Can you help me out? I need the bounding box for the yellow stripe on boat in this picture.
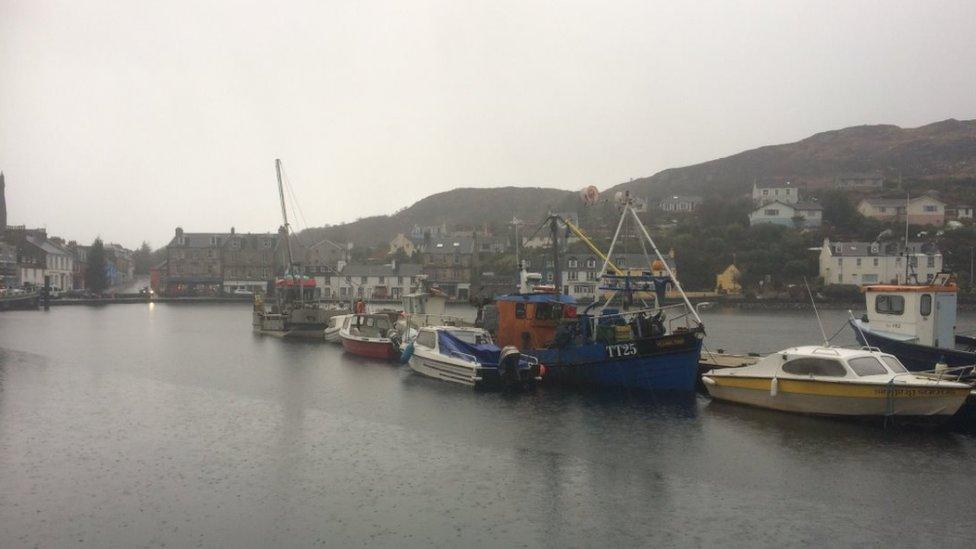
[707,376,970,399]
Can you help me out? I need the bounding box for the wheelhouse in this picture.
[493,292,577,349]
[862,272,957,349]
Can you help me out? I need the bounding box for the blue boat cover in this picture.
[437,330,501,366]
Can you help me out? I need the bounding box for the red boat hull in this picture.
[341,335,398,360]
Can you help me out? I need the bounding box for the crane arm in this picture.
[560,218,624,275]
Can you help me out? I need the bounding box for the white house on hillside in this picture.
[658,195,702,213]
[753,181,799,205]
[819,238,942,286]
[749,200,822,228]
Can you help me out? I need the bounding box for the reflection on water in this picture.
[0,303,974,547]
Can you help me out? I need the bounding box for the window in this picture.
[875,294,904,315]
[856,258,861,266]
[837,258,842,266]
[920,294,932,316]
[873,258,879,267]
[924,205,937,212]
[862,274,878,283]
[416,330,436,348]
[515,302,526,319]
[360,276,367,284]
[764,209,779,216]
[782,358,847,377]
[378,276,385,284]
[880,356,908,373]
[586,271,595,281]
[848,357,887,376]
[586,259,596,268]
[927,256,935,268]
[762,189,769,196]
[568,271,578,281]
[568,259,578,268]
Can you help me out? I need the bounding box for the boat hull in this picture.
[527,331,704,391]
[704,375,969,417]
[408,351,538,389]
[851,319,976,373]
[341,335,398,360]
[324,328,341,344]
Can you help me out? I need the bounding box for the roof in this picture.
[835,172,883,180]
[861,196,946,207]
[168,232,232,248]
[859,198,905,208]
[862,284,957,293]
[495,292,577,304]
[25,235,69,256]
[754,180,796,190]
[751,200,796,212]
[423,236,475,255]
[337,263,423,277]
[793,201,822,211]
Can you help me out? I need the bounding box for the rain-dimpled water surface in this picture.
[1,303,975,548]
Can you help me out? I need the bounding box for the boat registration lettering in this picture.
[872,387,956,397]
[607,343,637,358]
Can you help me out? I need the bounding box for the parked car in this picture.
[233,288,254,296]
[46,286,64,299]
[139,286,155,296]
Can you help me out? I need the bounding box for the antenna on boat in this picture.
[804,277,829,347]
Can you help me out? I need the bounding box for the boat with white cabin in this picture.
[702,345,970,418]
[850,272,976,378]
[407,326,541,388]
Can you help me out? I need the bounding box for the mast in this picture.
[550,214,561,292]
[275,159,295,272]
[275,159,303,304]
[904,191,910,283]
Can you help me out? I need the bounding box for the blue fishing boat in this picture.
[489,192,706,392]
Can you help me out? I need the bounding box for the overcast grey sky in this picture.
[2,0,975,248]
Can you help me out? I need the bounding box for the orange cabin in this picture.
[494,293,577,349]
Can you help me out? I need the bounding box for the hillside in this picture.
[608,119,976,199]
[299,118,976,249]
[298,187,575,248]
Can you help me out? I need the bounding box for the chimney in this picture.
[230,227,235,235]
[175,227,184,238]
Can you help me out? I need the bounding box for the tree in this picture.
[133,241,153,275]
[819,190,863,232]
[86,238,108,292]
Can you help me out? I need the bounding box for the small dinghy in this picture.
[324,314,351,344]
[406,326,542,388]
[702,346,970,419]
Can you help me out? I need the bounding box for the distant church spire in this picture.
[0,171,6,229]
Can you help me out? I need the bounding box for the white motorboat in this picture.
[702,345,970,418]
[406,326,541,389]
[324,314,351,344]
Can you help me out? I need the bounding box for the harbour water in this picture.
[1,304,975,547]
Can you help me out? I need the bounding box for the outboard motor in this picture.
[499,346,522,385]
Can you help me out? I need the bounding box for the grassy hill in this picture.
[299,118,976,249]
[607,119,976,200]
